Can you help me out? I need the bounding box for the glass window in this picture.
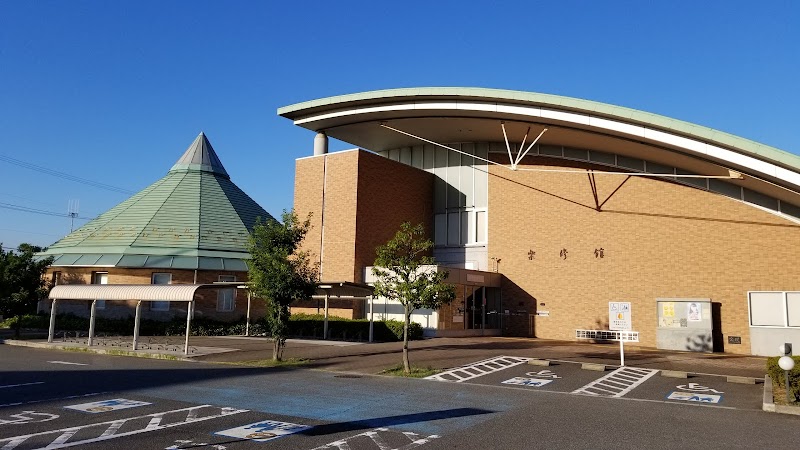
[447,212,460,247]
[217,275,236,312]
[563,147,588,161]
[676,169,707,189]
[539,145,562,157]
[476,210,487,243]
[617,156,645,171]
[589,151,616,165]
[150,272,171,311]
[743,188,779,211]
[52,271,61,286]
[788,293,800,327]
[92,272,107,310]
[434,214,447,246]
[749,292,785,326]
[709,179,742,199]
[781,201,800,219]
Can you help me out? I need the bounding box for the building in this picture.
[280,87,800,355]
[38,132,272,322]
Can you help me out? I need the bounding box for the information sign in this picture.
[609,302,632,331]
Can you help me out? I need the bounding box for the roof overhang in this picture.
[314,281,374,299]
[279,88,800,203]
[48,284,234,302]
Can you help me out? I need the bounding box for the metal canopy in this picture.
[48,284,214,302]
[314,281,374,299]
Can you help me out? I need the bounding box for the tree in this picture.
[246,211,318,361]
[372,222,456,374]
[0,243,53,336]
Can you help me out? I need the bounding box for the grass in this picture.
[772,378,800,407]
[216,358,310,368]
[381,364,440,378]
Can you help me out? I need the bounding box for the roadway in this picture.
[1,345,798,449]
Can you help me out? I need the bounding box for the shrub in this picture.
[767,356,800,401]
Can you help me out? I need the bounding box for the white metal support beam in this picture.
[48,299,57,343]
[132,300,142,350]
[88,299,97,347]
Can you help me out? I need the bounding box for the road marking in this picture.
[425,356,531,382]
[215,420,311,442]
[0,405,247,449]
[311,427,440,450]
[572,367,658,397]
[502,377,554,387]
[166,440,227,449]
[0,411,59,426]
[0,392,107,408]
[0,382,45,389]
[65,398,151,413]
[667,392,722,403]
[676,382,723,394]
[47,361,88,366]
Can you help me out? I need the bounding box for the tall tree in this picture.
[0,243,53,336]
[246,211,318,361]
[372,222,455,374]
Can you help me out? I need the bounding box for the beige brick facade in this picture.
[488,156,800,354]
[293,149,434,285]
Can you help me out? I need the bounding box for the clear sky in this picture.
[1,0,798,250]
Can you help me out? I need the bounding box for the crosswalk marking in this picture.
[425,356,531,382]
[572,367,658,397]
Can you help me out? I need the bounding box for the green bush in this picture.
[2,312,424,342]
[767,356,800,401]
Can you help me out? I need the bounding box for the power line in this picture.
[0,154,135,195]
[0,202,95,220]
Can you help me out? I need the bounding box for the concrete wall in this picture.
[488,155,800,354]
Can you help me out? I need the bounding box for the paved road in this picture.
[1,345,797,449]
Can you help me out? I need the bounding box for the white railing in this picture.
[576,329,639,342]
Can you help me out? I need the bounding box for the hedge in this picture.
[1,313,423,342]
[767,355,800,401]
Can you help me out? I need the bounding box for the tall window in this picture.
[217,275,236,312]
[150,272,171,311]
[52,271,62,286]
[92,272,107,310]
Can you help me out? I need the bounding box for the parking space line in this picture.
[425,356,531,382]
[572,367,658,397]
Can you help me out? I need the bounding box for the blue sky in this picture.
[1,0,798,250]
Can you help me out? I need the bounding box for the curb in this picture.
[0,339,193,362]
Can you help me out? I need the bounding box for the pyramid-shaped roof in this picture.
[39,133,273,271]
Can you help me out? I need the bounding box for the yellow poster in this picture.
[662,302,675,318]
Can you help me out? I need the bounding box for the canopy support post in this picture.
[246,291,251,337]
[369,295,374,343]
[132,301,142,350]
[324,291,329,339]
[184,301,193,356]
[48,299,58,343]
[88,299,97,347]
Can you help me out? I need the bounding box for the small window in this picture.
[617,156,645,171]
[150,272,171,311]
[92,272,107,310]
[217,275,236,312]
[52,271,62,286]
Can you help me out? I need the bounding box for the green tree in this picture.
[372,222,456,374]
[246,211,318,361]
[0,243,53,336]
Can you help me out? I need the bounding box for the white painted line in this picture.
[311,427,440,450]
[425,356,531,382]
[0,392,106,408]
[48,361,88,366]
[0,382,45,389]
[0,405,248,449]
[572,367,659,397]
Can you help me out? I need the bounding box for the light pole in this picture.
[778,343,795,404]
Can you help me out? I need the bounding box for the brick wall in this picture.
[294,150,434,284]
[488,156,800,354]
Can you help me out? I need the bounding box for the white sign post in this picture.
[609,302,632,366]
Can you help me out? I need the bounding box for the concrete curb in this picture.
[661,370,689,378]
[581,363,607,371]
[527,359,551,366]
[0,339,193,362]
[727,375,757,384]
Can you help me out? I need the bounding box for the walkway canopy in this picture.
[47,283,246,355]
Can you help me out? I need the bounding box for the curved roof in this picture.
[278,88,800,199]
[39,133,273,270]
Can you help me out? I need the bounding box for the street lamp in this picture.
[778,343,795,404]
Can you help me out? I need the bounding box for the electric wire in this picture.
[0,154,135,195]
[0,202,95,220]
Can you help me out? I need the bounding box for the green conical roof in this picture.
[40,133,273,271]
